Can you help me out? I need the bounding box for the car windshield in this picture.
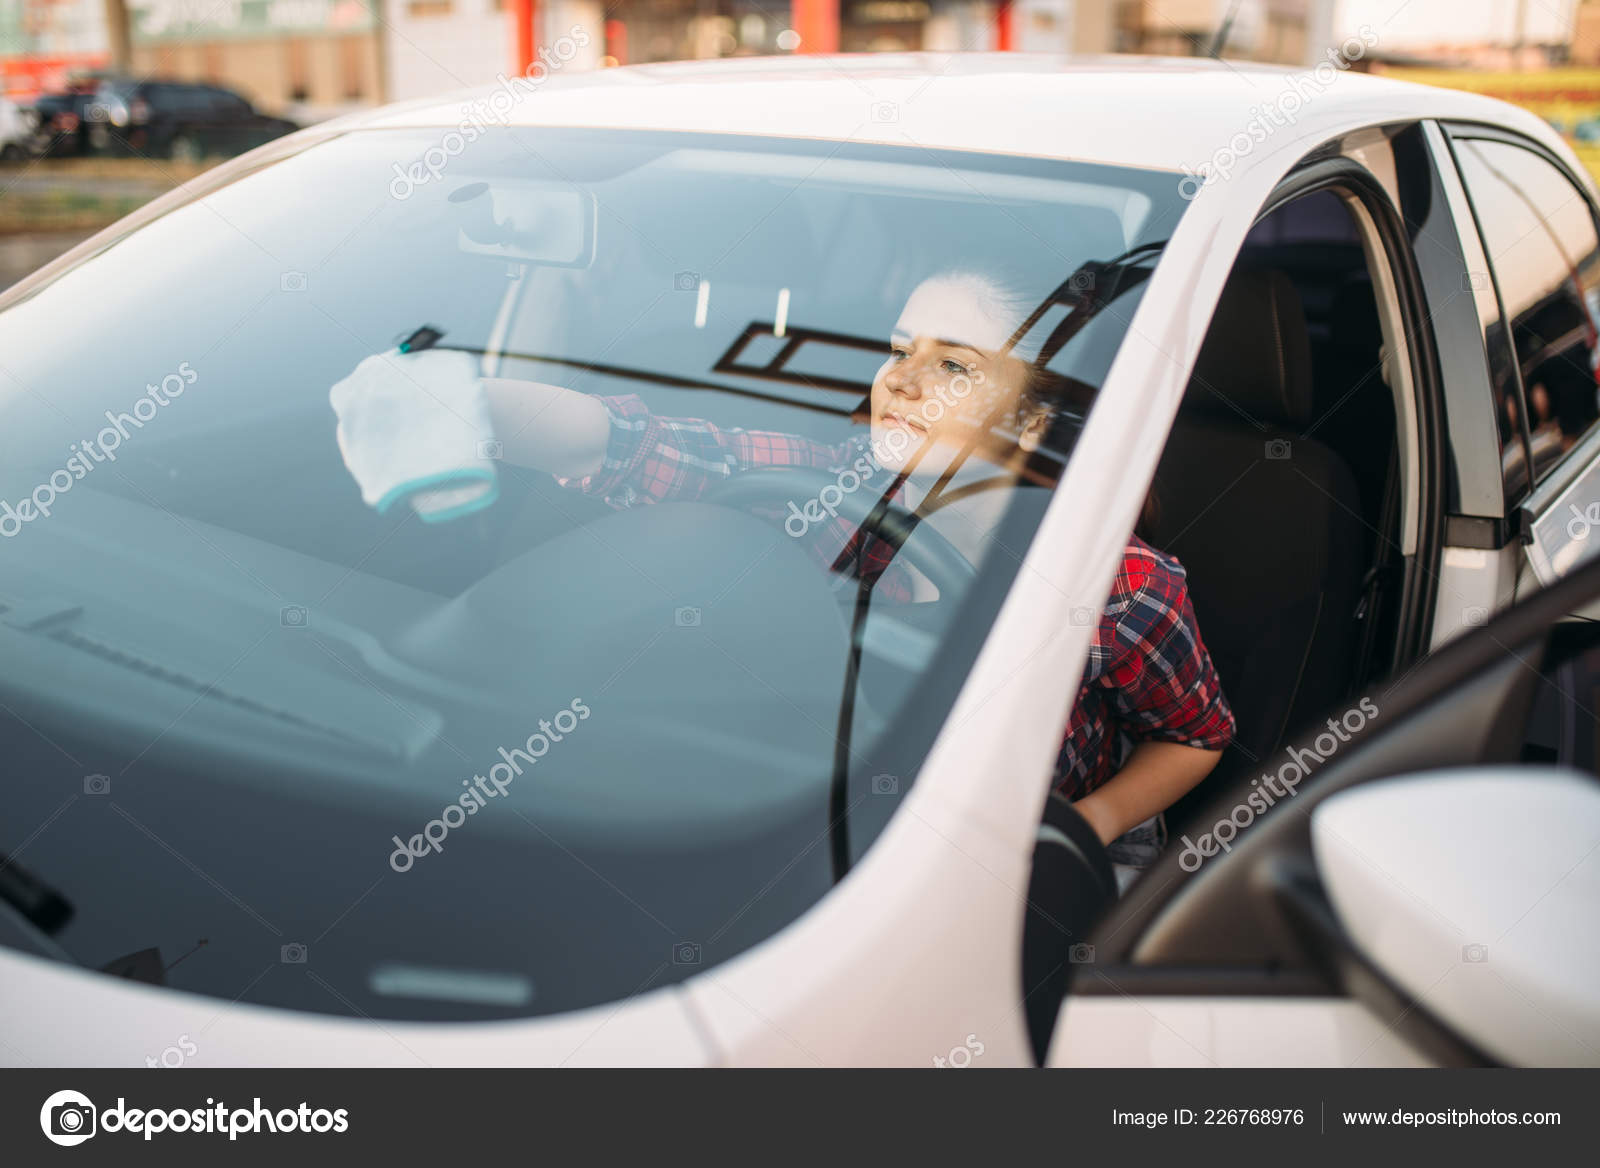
[0,126,1186,1020]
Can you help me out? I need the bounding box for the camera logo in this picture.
[871,773,898,795]
[477,439,503,460]
[672,941,702,965]
[1068,942,1096,964]
[1265,438,1292,460]
[280,271,308,293]
[83,773,111,795]
[40,1089,97,1146]
[1462,943,1489,963]
[674,606,701,627]
[673,271,700,292]
[280,605,307,628]
[869,100,899,123]
[1461,271,1489,292]
[281,942,308,964]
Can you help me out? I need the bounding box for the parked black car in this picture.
[86,80,298,160]
[25,90,100,156]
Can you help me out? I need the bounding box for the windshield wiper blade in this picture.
[0,850,73,935]
[395,325,860,417]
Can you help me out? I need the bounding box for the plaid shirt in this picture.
[558,393,1234,798]
[1059,537,1235,798]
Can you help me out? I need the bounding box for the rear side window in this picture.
[207,89,250,116]
[151,85,209,115]
[1454,137,1600,494]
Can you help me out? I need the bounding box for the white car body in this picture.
[2,53,1595,1068]
[0,97,33,159]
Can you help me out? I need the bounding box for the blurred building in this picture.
[1573,0,1600,64]
[1114,0,1311,61]
[0,0,107,98]
[383,0,1091,103]
[385,0,597,101]
[125,0,381,119]
[1,0,1591,116]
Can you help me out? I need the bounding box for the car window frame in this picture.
[1041,138,1456,1004]
[1440,122,1600,512]
[206,87,251,117]
[1254,130,1448,676]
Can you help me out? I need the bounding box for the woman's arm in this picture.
[481,378,852,508]
[481,377,610,479]
[1071,543,1235,847]
[1073,741,1222,846]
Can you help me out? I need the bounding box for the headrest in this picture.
[1184,269,1313,428]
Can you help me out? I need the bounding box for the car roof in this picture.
[344,52,1563,175]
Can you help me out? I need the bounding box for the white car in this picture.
[1,53,1598,1069]
[0,96,35,161]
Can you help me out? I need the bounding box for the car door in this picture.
[204,88,254,153]
[1041,553,1600,1067]
[159,85,214,154]
[1438,125,1600,599]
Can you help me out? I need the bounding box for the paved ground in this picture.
[0,158,210,287]
[0,172,172,201]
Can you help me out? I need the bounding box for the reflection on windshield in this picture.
[0,127,1186,1021]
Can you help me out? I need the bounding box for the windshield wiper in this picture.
[0,851,79,965]
[0,852,192,983]
[396,325,858,418]
[0,850,73,935]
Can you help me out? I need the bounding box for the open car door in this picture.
[1031,554,1600,1067]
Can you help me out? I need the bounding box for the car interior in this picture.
[1150,188,1404,795]
[1023,186,1420,1058]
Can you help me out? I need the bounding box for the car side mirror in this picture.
[1022,792,1117,1064]
[1311,766,1600,1066]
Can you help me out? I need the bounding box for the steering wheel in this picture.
[703,466,977,597]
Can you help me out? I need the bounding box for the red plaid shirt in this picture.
[558,393,1234,798]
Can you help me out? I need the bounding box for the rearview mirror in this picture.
[1311,767,1600,1066]
[449,180,595,268]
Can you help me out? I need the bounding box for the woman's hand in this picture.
[481,377,611,480]
[1072,740,1224,847]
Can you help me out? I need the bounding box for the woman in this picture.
[469,270,1235,875]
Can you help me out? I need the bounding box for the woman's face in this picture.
[870,276,1032,473]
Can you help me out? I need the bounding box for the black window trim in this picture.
[1440,120,1600,513]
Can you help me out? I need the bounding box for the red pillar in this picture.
[791,0,839,53]
[605,18,628,65]
[996,0,1015,50]
[511,0,538,74]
